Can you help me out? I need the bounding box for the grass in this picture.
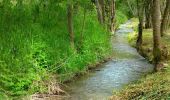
[111,70,170,100]
[0,2,113,99]
[111,19,170,100]
[0,1,129,99]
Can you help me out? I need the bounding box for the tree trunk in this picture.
[152,0,162,71]
[67,0,74,49]
[127,0,137,16]
[105,0,111,31]
[136,22,143,51]
[161,0,170,37]
[136,0,144,51]
[144,0,152,29]
[99,0,105,23]
[110,0,115,32]
[95,0,103,24]
[167,13,170,28]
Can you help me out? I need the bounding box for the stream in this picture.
[62,21,153,100]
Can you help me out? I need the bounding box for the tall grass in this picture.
[0,1,112,99]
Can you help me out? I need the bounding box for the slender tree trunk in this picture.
[99,0,105,23]
[105,0,111,31]
[95,0,103,24]
[127,0,136,16]
[144,0,152,29]
[136,0,144,51]
[160,0,167,16]
[110,0,115,32]
[136,21,143,51]
[167,13,170,28]
[67,0,74,49]
[152,0,162,71]
[161,0,170,37]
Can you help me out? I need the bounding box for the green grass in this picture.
[0,1,129,99]
[0,1,113,99]
[111,70,170,100]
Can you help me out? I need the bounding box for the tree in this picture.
[126,0,138,17]
[144,0,152,29]
[67,0,74,49]
[110,0,115,32]
[152,0,162,71]
[161,0,170,37]
[95,0,103,24]
[136,0,144,51]
[99,0,105,23]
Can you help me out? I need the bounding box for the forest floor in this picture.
[110,19,170,100]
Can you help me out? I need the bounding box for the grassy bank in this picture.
[111,19,170,100]
[0,1,129,99]
[0,2,112,99]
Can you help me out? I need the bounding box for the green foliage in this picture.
[115,10,128,28]
[114,0,134,28]
[0,0,112,99]
[116,0,137,18]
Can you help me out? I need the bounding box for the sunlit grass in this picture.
[127,18,139,28]
[111,70,170,100]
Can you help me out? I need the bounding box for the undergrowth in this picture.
[0,1,129,99]
[111,69,170,100]
[0,1,116,99]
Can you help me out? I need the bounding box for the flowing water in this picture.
[62,21,153,100]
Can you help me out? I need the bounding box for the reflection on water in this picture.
[63,21,153,100]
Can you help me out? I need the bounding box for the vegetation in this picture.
[111,70,170,100]
[0,0,109,99]
[0,0,129,99]
[111,0,170,97]
[1,0,170,99]
[111,19,170,99]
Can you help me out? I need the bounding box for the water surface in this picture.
[64,21,153,100]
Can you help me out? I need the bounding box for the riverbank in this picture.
[57,20,153,100]
[111,19,170,100]
[25,56,113,100]
[0,4,114,99]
